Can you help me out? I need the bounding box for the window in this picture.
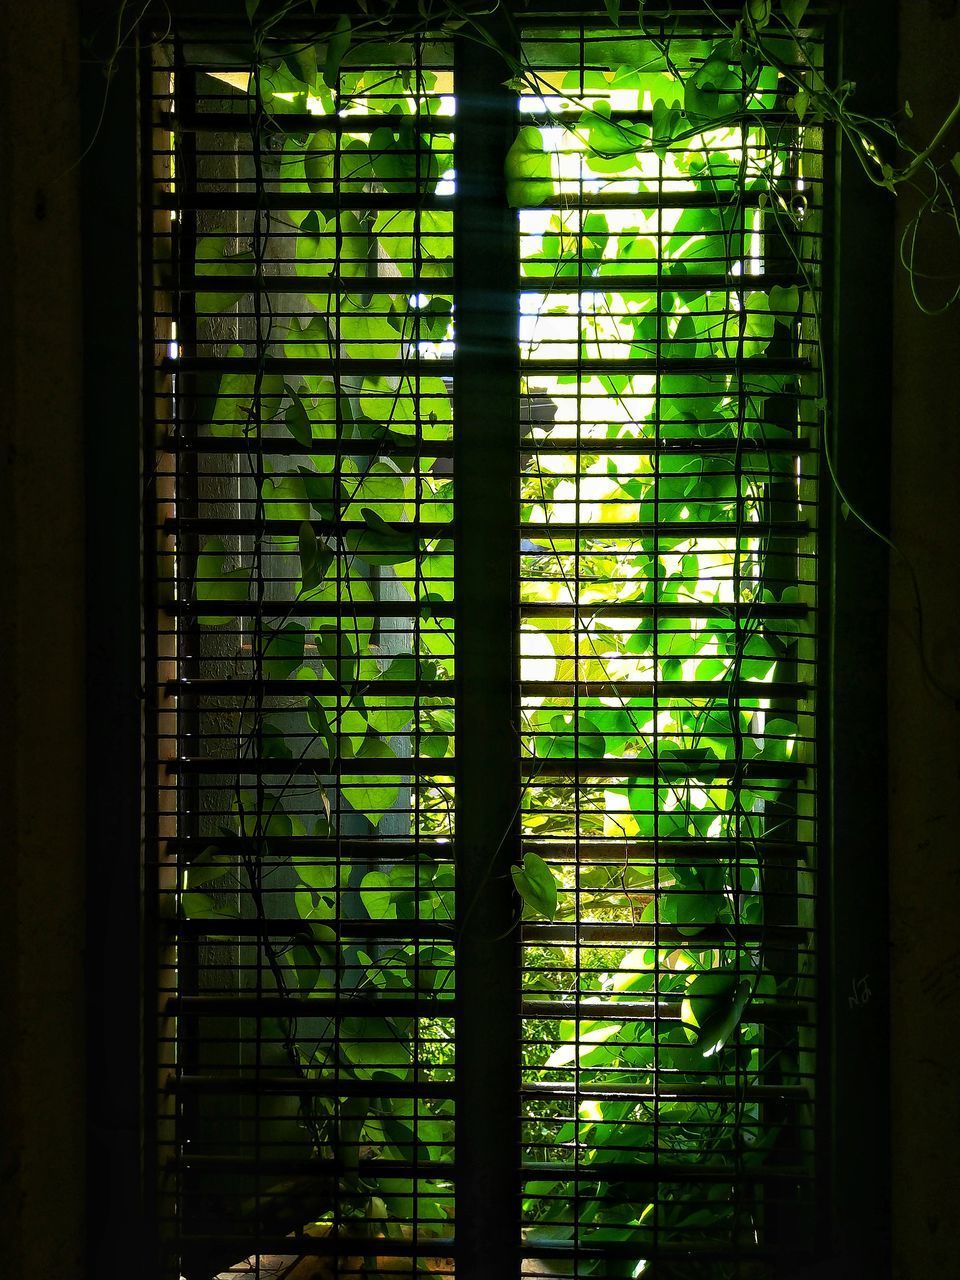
[146,6,823,1277]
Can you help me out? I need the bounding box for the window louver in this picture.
[145,7,823,1277]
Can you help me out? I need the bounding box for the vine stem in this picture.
[892,92,960,186]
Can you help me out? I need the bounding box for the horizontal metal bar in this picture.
[167,836,453,857]
[520,679,809,698]
[524,922,806,945]
[527,438,814,454]
[519,1158,811,1186]
[522,1079,810,1103]
[163,833,805,860]
[162,435,810,458]
[166,599,807,621]
[177,272,451,295]
[167,677,453,695]
[164,354,808,376]
[170,994,454,1016]
[166,676,807,699]
[157,191,454,212]
[157,189,781,213]
[168,1151,808,1186]
[173,1230,454,1259]
[168,599,447,619]
[169,755,455,776]
[522,838,807,861]
[169,1154,453,1180]
[166,994,806,1023]
[519,520,810,540]
[166,109,457,133]
[164,1230,792,1263]
[167,515,450,535]
[519,601,810,619]
[523,758,806,779]
[167,436,455,456]
[170,1073,454,1098]
[172,270,807,296]
[173,918,454,938]
[166,106,812,135]
[166,515,808,540]
[518,1238,784,1262]
[521,997,808,1023]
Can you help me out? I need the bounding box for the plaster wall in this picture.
[1,1,959,1276]
[889,4,960,1275]
[0,0,86,1273]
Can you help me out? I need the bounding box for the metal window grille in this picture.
[144,6,824,1277]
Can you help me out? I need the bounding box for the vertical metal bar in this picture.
[81,0,145,1272]
[142,31,174,1280]
[822,1,895,1272]
[453,20,521,1280]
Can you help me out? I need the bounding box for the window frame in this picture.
[80,1,895,1274]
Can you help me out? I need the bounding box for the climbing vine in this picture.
[131,1,958,1275]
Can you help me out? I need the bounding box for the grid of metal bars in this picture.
[145,6,824,1278]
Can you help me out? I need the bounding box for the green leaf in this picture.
[951,151,960,180]
[262,471,309,529]
[719,291,776,358]
[360,870,396,919]
[322,15,352,89]
[195,537,251,625]
[261,720,293,760]
[285,314,332,361]
[371,119,440,194]
[346,508,419,567]
[338,295,402,361]
[293,858,337,893]
[263,623,306,679]
[768,284,800,318]
[340,1016,410,1078]
[421,733,449,757]
[298,468,338,520]
[651,97,682,155]
[344,737,400,826]
[314,627,357,684]
[747,0,772,28]
[693,977,752,1058]
[505,127,554,208]
[185,846,233,890]
[180,892,239,921]
[511,852,558,921]
[659,889,726,937]
[303,130,336,193]
[683,45,746,129]
[208,347,284,437]
[358,374,451,439]
[284,388,312,447]
[602,0,620,25]
[546,1022,622,1069]
[195,235,254,314]
[256,63,310,115]
[298,521,327,591]
[781,0,809,27]
[583,102,646,174]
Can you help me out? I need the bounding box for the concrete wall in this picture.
[890,4,960,1276]
[0,0,86,1275]
[1,1,959,1276]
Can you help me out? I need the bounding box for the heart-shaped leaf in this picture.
[511,852,559,920]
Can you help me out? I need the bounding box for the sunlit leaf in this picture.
[511,852,559,920]
[195,235,254,313]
